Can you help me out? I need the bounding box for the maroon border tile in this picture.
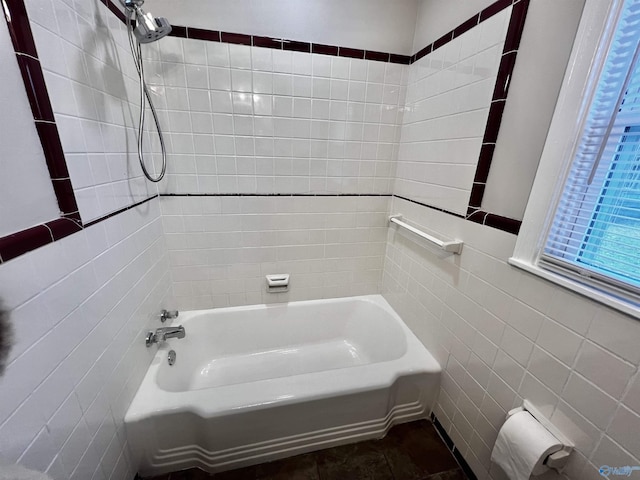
[482,100,507,145]
[468,184,486,209]
[415,45,432,62]
[474,144,496,183]
[83,195,158,228]
[283,40,311,53]
[453,15,480,39]
[480,0,514,22]
[504,0,529,52]
[484,213,521,235]
[0,225,53,263]
[15,55,55,122]
[492,51,517,100]
[103,0,127,24]
[338,47,365,59]
[433,32,453,51]
[2,0,39,57]
[390,54,411,65]
[312,43,338,56]
[51,179,79,215]
[221,32,252,46]
[187,27,220,42]
[35,122,71,179]
[365,50,389,62]
[169,25,187,38]
[45,218,82,241]
[254,36,284,49]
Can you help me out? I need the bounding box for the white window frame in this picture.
[509,0,640,319]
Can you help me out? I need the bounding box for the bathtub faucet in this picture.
[145,326,185,347]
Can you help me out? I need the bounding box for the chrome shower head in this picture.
[132,7,172,43]
[122,0,171,43]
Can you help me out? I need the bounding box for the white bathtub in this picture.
[125,295,441,477]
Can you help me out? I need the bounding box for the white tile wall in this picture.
[144,39,407,196]
[24,0,159,223]
[161,195,390,310]
[383,196,640,480]
[0,199,171,480]
[7,2,633,480]
[395,8,511,215]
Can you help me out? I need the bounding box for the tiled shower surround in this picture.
[161,195,390,310]
[2,1,640,480]
[145,37,407,195]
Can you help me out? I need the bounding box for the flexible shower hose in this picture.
[126,13,167,183]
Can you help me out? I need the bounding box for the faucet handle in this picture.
[145,331,157,347]
[159,309,179,323]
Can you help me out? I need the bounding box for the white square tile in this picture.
[562,373,618,430]
[574,341,635,398]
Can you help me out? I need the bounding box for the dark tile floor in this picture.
[143,420,467,480]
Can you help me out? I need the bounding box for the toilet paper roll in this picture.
[491,411,562,480]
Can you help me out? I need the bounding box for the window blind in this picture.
[540,0,640,301]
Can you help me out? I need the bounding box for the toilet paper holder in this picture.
[507,400,574,471]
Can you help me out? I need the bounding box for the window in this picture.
[539,0,640,303]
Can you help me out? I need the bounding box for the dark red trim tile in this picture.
[51,179,79,215]
[0,225,52,262]
[479,0,514,22]
[15,55,54,122]
[365,50,389,62]
[414,45,432,62]
[187,27,220,42]
[338,47,365,59]
[474,144,496,183]
[390,54,411,65]
[394,195,466,219]
[492,51,517,100]
[64,211,82,223]
[253,36,283,49]
[484,213,521,234]
[2,0,39,57]
[283,40,311,53]
[169,25,187,38]
[433,32,453,51]
[221,32,251,45]
[468,184,486,209]
[503,0,529,52]
[105,0,126,24]
[312,44,338,56]
[35,122,70,179]
[453,15,480,39]
[83,195,157,228]
[45,218,82,241]
[467,207,484,222]
[482,101,506,144]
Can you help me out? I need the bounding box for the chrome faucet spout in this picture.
[145,325,185,347]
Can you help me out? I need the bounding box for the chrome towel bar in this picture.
[389,215,463,254]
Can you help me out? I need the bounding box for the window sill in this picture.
[508,257,640,320]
